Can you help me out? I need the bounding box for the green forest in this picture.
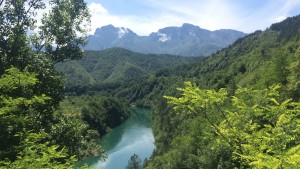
[55,48,202,91]
[1,0,300,168]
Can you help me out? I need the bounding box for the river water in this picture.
[79,108,155,169]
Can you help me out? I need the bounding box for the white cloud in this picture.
[270,0,300,24]
[118,27,129,38]
[139,0,240,31]
[156,0,300,32]
[87,1,238,35]
[158,32,171,42]
[274,16,287,23]
[87,0,300,36]
[88,2,179,35]
[88,3,122,34]
[88,2,107,15]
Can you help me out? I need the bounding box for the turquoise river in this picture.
[79,108,155,169]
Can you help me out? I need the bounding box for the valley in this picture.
[1,1,300,168]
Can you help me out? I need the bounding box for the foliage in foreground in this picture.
[0,68,52,160]
[0,68,100,168]
[0,132,77,169]
[153,82,300,169]
[0,0,98,167]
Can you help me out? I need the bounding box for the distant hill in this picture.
[55,48,202,88]
[84,24,246,57]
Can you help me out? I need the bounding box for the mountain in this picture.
[55,48,202,89]
[84,24,246,57]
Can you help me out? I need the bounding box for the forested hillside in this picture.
[143,15,300,169]
[55,48,202,89]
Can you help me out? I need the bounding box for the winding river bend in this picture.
[79,108,155,169]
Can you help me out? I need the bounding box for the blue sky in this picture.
[86,0,300,35]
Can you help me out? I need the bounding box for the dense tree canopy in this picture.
[0,0,93,167]
[81,96,130,135]
[164,82,300,168]
[0,68,51,160]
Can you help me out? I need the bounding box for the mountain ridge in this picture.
[85,24,246,57]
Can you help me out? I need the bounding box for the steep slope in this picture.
[55,48,202,88]
[144,15,300,169]
[84,24,246,57]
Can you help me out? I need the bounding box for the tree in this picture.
[1,0,90,107]
[81,97,130,135]
[0,0,90,71]
[0,68,51,160]
[0,0,92,165]
[125,154,143,169]
[0,131,92,169]
[50,114,104,159]
[0,131,77,169]
[287,47,300,100]
[165,82,300,168]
